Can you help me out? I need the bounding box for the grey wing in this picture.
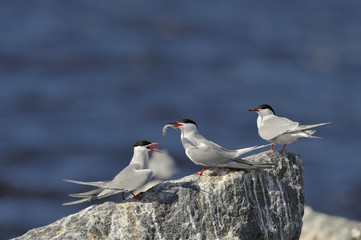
[232,158,275,168]
[64,187,123,205]
[260,116,299,140]
[206,139,225,149]
[291,122,331,132]
[221,144,271,157]
[104,164,153,191]
[63,188,122,205]
[186,143,232,166]
[216,158,275,170]
[63,197,94,205]
[63,166,139,205]
[68,187,122,199]
[97,188,124,198]
[63,164,145,189]
[63,188,110,206]
[69,188,103,198]
[63,179,109,188]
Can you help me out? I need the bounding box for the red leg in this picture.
[121,192,125,200]
[269,144,274,151]
[130,191,142,200]
[194,166,207,176]
[281,144,286,152]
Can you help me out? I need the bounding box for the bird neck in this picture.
[129,150,149,169]
[257,110,274,127]
[181,128,198,139]
[180,128,203,149]
[257,115,263,128]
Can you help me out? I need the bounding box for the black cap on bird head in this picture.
[133,140,160,152]
[133,140,152,148]
[178,119,198,128]
[257,104,275,114]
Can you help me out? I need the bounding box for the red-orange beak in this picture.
[248,108,259,112]
[147,143,161,152]
[170,122,183,128]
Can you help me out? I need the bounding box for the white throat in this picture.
[129,149,149,169]
[180,127,203,150]
[257,109,274,127]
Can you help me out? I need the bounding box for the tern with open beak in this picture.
[63,140,160,205]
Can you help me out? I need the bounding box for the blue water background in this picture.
[1,0,361,238]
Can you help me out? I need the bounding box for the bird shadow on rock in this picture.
[139,181,202,205]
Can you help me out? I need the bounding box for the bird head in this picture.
[249,104,275,115]
[133,140,160,152]
[163,119,198,136]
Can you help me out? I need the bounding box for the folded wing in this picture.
[260,116,299,140]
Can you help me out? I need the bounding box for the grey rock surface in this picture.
[301,206,361,240]
[14,151,304,240]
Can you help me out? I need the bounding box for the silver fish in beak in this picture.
[162,123,181,136]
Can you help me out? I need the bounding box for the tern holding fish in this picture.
[163,119,273,175]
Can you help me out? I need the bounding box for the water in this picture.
[1,0,361,238]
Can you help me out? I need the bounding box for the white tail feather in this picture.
[236,143,272,156]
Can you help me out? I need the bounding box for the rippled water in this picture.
[1,0,361,238]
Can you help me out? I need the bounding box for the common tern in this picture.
[163,119,273,175]
[129,149,178,198]
[249,104,331,152]
[63,140,160,205]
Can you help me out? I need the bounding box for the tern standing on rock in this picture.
[163,119,274,176]
[249,104,331,152]
[63,140,160,205]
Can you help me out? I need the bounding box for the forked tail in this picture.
[63,179,106,188]
[235,143,272,156]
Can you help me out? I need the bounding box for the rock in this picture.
[301,206,361,240]
[13,151,304,240]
